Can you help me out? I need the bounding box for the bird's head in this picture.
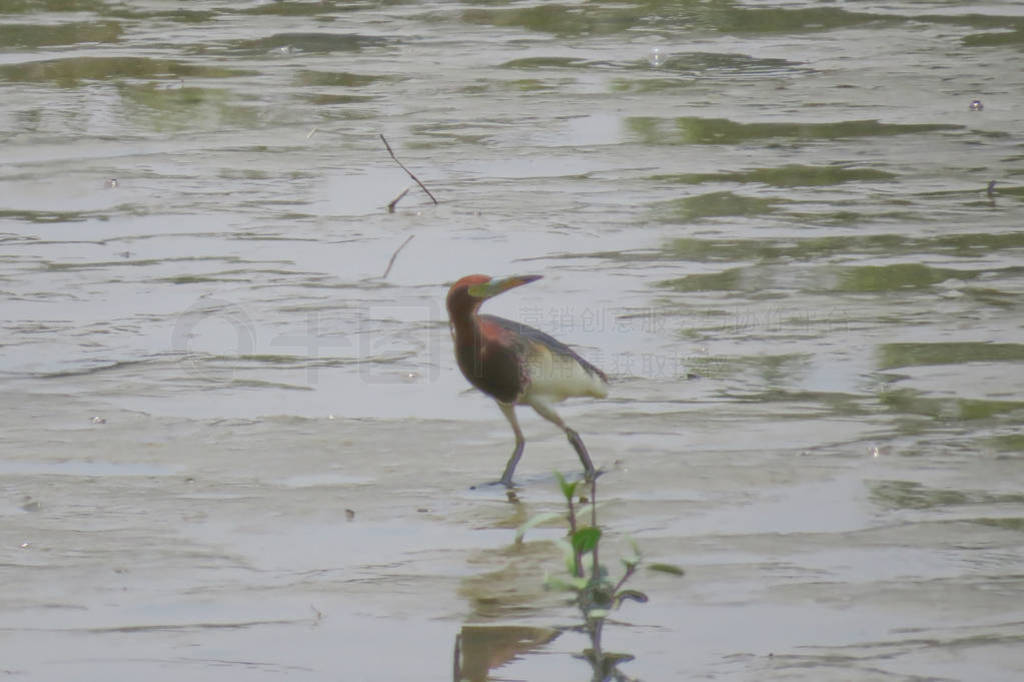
[446,274,542,320]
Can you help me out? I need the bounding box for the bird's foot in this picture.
[470,478,518,490]
[581,466,606,484]
[468,478,522,502]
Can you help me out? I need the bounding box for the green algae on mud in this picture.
[0,56,255,85]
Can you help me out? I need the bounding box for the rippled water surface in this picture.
[2,1,1023,680]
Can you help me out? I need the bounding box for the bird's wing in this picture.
[479,314,609,384]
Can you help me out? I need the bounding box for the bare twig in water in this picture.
[387,186,411,213]
[380,133,438,206]
[382,234,415,279]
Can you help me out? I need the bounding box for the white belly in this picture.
[522,342,608,403]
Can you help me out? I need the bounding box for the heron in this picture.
[446,274,608,486]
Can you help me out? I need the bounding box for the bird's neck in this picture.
[450,311,481,346]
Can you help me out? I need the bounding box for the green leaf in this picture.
[545,574,588,592]
[544,575,573,592]
[514,511,564,544]
[555,471,579,501]
[571,527,602,555]
[549,537,576,574]
[587,608,610,620]
[647,562,685,576]
[614,589,649,607]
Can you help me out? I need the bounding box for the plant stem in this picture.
[588,474,604,680]
[612,565,636,596]
[591,617,604,682]
[590,475,599,584]
[567,493,584,577]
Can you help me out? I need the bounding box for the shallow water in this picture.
[2,1,1024,680]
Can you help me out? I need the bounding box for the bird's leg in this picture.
[497,402,525,487]
[564,427,596,481]
[526,398,596,481]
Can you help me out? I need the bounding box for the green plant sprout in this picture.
[519,473,684,682]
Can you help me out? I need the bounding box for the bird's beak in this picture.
[468,274,542,299]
